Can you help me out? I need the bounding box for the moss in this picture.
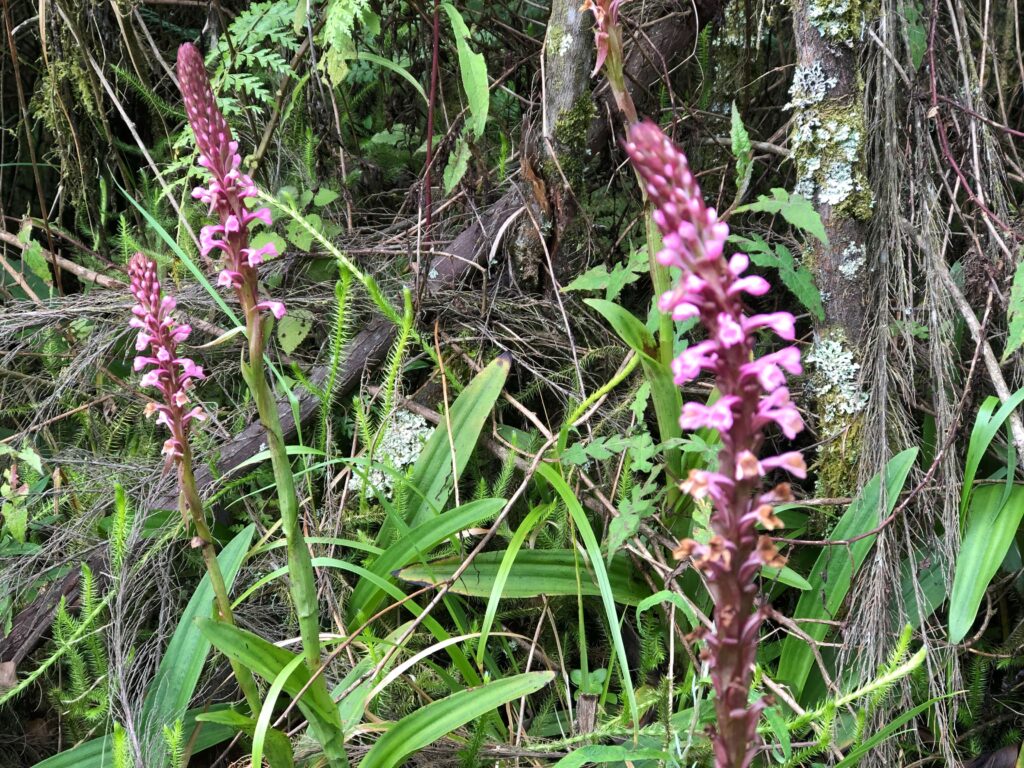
[545,95,597,192]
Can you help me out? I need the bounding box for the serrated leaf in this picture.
[441,3,489,139]
[563,253,647,302]
[730,102,753,192]
[443,137,471,194]
[736,188,828,245]
[276,309,313,355]
[1004,255,1024,360]
[250,231,286,261]
[285,213,321,251]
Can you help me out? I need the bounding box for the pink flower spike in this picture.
[745,312,797,341]
[728,253,749,275]
[761,452,808,479]
[716,313,746,347]
[257,300,287,319]
[680,398,736,433]
[672,340,718,383]
[729,276,771,296]
[244,241,278,267]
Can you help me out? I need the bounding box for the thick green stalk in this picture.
[178,446,263,715]
[237,279,349,767]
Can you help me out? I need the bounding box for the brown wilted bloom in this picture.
[673,537,701,561]
[755,504,784,531]
[756,536,787,568]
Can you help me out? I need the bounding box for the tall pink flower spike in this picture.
[625,121,806,768]
[128,253,206,463]
[177,43,285,320]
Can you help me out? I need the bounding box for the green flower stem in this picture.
[237,276,349,767]
[178,446,263,716]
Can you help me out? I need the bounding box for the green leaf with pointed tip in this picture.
[196,620,347,763]
[395,549,650,605]
[440,3,488,139]
[360,672,552,768]
[777,448,917,701]
[348,497,505,625]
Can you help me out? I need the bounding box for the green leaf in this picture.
[736,188,829,246]
[395,548,651,604]
[354,52,427,103]
[777,448,918,700]
[443,136,471,194]
[197,620,346,761]
[360,672,552,768]
[32,709,235,768]
[348,497,505,625]
[1004,254,1024,360]
[730,102,753,193]
[441,3,489,139]
[551,745,670,767]
[563,249,647,302]
[395,354,510,533]
[195,709,294,768]
[312,188,341,207]
[475,502,552,667]
[276,309,313,355]
[949,484,1024,643]
[584,299,655,356]
[745,243,824,322]
[140,526,255,764]
[536,464,639,737]
[285,213,322,251]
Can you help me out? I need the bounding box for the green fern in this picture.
[162,718,185,768]
[112,721,133,768]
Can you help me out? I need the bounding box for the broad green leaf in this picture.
[195,709,294,768]
[395,549,650,605]
[360,672,552,768]
[960,390,1024,519]
[1004,256,1024,360]
[584,298,655,355]
[276,309,313,355]
[777,448,917,700]
[139,525,254,761]
[475,502,552,667]
[197,620,347,762]
[348,497,505,625]
[441,3,489,139]
[949,484,1024,643]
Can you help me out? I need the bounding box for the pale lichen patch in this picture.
[350,410,432,499]
[785,63,838,110]
[805,330,868,429]
[807,0,865,45]
[838,241,866,278]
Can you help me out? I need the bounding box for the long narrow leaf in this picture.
[360,672,552,768]
[776,449,917,701]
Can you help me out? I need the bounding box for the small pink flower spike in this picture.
[128,253,205,464]
[177,43,284,321]
[626,121,804,768]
